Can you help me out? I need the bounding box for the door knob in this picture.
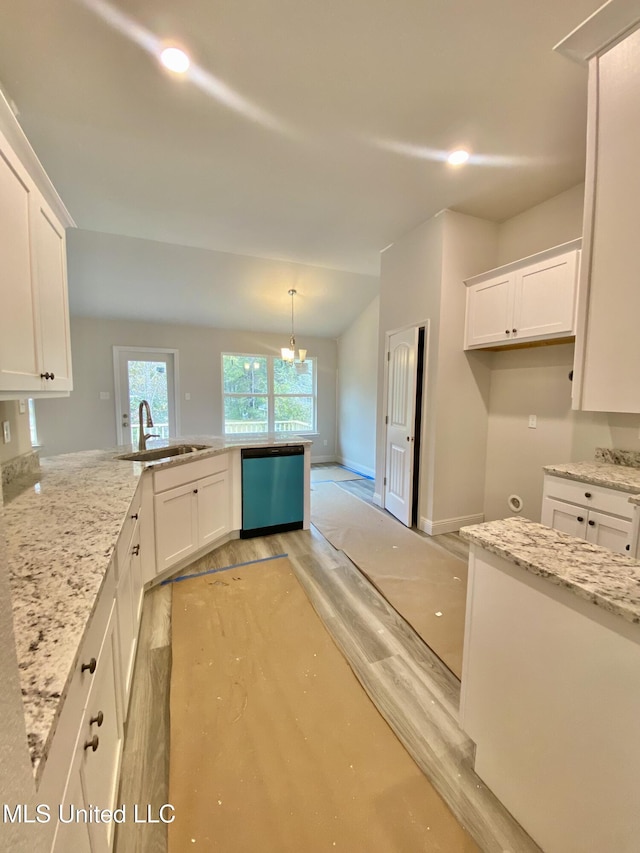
[89,711,104,727]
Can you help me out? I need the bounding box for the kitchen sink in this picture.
[116,444,210,463]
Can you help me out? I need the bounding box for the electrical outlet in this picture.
[185,392,191,401]
[323,439,328,446]
[99,391,110,400]
[2,421,11,443]
[18,399,26,414]
[528,415,537,429]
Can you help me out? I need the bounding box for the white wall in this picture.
[35,317,337,460]
[497,184,586,265]
[483,183,640,523]
[0,401,32,465]
[377,210,499,530]
[431,212,497,527]
[376,213,445,515]
[336,296,379,477]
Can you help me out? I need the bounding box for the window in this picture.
[28,399,39,446]
[222,354,316,435]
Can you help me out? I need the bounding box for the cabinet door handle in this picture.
[512,328,517,333]
[130,512,138,520]
[577,516,584,522]
[40,372,53,380]
[83,735,99,752]
[626,544,630,551]
[81,657,97,674]
[132,544,140,556]
[505,329,510,335]
[588,520,596,527]
[193,488,198,494]
[89,711,104,727]
[584,492,592,498]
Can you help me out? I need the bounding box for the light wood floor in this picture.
[114,531,539,852]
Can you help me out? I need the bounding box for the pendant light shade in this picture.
[281,289,307,363]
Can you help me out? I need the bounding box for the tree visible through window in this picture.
[222,354,316,434]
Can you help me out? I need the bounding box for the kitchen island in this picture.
[1,434,311,796]
[459,516,640,853]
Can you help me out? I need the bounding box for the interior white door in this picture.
[384,327,419,526]
[114,348,177,446]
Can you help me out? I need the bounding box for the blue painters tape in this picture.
[161,552,289,585]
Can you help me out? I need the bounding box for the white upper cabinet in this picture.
[0,137,40,391]
[464,241,581,350]
[0,94,74,398]
[556,11,640,413]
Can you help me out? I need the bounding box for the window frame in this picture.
[222,352,317,436]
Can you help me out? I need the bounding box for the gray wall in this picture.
[35,317,337,461]
[336,296,379,477]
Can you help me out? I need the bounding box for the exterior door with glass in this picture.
[114,348,178,447]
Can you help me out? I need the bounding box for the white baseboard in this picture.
[372,492,383,507]
[335,456,375,479]
[310,454,337,464]
[419,513,484,536]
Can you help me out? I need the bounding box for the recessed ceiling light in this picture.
[447,149,470,165]
[160,46,190,74]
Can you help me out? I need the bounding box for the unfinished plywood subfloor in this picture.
[169,556,479,853]
[311,482,467,678]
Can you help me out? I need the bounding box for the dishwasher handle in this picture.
[241,445,304,459]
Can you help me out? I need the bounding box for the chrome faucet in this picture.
[138,400,159,451]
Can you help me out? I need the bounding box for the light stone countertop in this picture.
[460,516,640,626]
[542,460,640,495]
[1,435,310,779]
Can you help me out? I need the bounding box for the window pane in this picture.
[273,358,313,394]
[223,355,268,393]
[224,396,268,433]
[274,396,314,432]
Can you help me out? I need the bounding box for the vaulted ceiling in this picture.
[0,0,600,335]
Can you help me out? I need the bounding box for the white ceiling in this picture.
[0,0,600,335]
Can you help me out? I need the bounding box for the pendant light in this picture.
[281,289,307,363]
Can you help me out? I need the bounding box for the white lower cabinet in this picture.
[51,604,122,853]
[115,517,141,713]
[154,455,230,573]
[541,475,634,555]
[79,605,122,853]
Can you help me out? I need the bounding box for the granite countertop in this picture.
[2,434,310,779]
[542,460,640,495]
[460,516,640,626]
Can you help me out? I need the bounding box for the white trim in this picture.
[335,456,375,479]
[0,95,75,228]
[463,239,582,287]
[310,454,336,464]
[554,1,640,65]
[419,513,484,536]
[372,492,383,507]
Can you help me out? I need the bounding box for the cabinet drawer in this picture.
[38,564,116,806]
[543,475,634,520]
[115,485,142,577]
[153,452,229,493]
